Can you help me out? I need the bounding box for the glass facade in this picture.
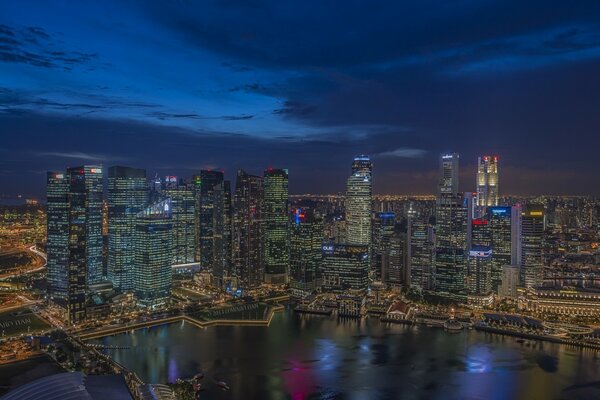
[133,198,173,309]
[345,156,372,247]
[321,243,369,291]
[233,170,263,289]
[46,171,69,300]
[107,166,148,292]
[262,168,289,284]
[66,165,103,322]
[521,206,545,288]
[289,205,323,296]
[163,177,196,265]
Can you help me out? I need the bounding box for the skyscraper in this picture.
[262,168,289,284]
[476,156,499,212]
[439,153,459,196]
[521,206,545,288]
[66,165,104,323]
[321,243,369,291]
[345,155,372,246]
[289,203,323,297]
[46,172,69,301]
[233,170,263,289]
[488,206,521,291]
[133,198,173,309]
[407,211,434,291]
[196,170,225,287]
[163,176,196,265]
[466,246,493,295]
[372,212,395,282]
[387,231,407,287]
[107,166,148,292]
[435,154,468,298]
[223,180,233,283]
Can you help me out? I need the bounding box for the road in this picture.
[0,245,46,280]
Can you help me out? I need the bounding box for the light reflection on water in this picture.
[93,309,600,400]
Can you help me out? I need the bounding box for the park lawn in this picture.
[0,307,51,337]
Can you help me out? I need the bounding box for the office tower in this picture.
[346,155,372,246]
[107,166,148,292]
[233,170,263,289]
[372,212,395,281]
[289,203,323,297]
[471,218,491,247]
[387,231,406,287]
[262,168,289,284]
[102,200,108,279]
[521,206,545,288]
[407,212,434,291]
[66,165,104,323]
[488,206,521,292]
[223,180,233,282]
[163,176,196,265]
[46,172,69,300]
[435,153,468,297]
[439,153,459,196]
[321,243,369,291]
[499,265,520,298]
[196,170,225,287]
[133,198,173,309]
[466,246,493,295]
[476,156,499,211]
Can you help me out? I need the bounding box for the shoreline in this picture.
[81,306,600,352]
[79,304,285,341]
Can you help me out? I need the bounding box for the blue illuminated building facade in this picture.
[133,198,174,309]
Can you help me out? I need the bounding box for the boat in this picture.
[516,338,525,343]
[216,381,230,390]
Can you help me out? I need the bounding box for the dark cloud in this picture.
[2,1,600,197]
[0,24,95,69]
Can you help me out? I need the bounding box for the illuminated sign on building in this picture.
[469,248,493,257]
[90,168,102,174]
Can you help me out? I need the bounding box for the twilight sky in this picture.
[1,1,600,198]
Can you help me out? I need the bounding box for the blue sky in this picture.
[2,0,600,197]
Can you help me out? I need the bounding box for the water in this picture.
[93,309,600,399]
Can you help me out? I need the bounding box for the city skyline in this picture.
[2,1,600,197]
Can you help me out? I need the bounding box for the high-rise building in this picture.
[435,153,468,298]
[107,166,148,292]
[289,203,323,297]
[439,153,459,196]
[372,212,395,282]
[196,170,226,287]
[233,170,263,289]
[133,198,173,309]
[321,243,369,291]
[262,168,289,284]
[163,176,195,265]
[223,180,233,283]
[521,206,545,288]
[466,246,493,295]
[471,217,491,247]
[499,264,520,298]
[66,165,104,323]
[488,206,521,292]
[476,156,499,213]
[407,212,434,291]
[387,231,407,287]
[346,156,372,247]
[46,172,69,301]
